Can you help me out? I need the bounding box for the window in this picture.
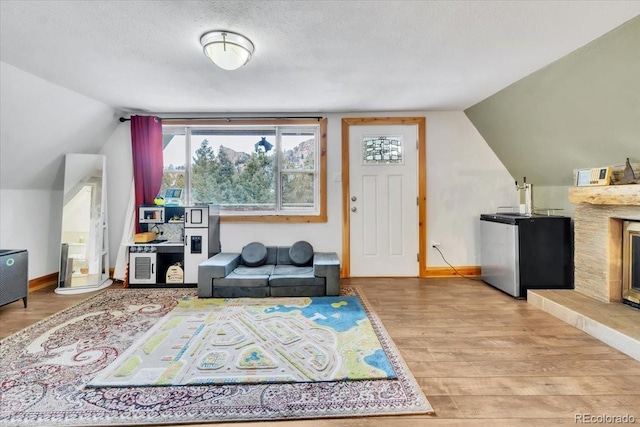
[160,119,326,222]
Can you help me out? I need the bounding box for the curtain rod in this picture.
[119,116,323,122]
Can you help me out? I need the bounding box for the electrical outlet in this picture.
[431,240,440,248]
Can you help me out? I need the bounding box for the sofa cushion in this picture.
[270,285,326,297]
[234,265,275,276]
[265,246,278,265]
[289,241,314,266]
[213,276,270,287]
[269,265,325,288]
[212,265,274,288]
[276,247,293,265]
[241,242,268,267]
[198,253,241,279]
[272,265,313,276]
[214,286,270,298]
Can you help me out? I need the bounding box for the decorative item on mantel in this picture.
[618,157,639,185]
[574,158,639,188]
[570,160,640,205]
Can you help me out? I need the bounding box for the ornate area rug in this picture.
[0,287,433,426]
[90,295,395,387]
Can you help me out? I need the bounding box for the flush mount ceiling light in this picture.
[200,30,254,70]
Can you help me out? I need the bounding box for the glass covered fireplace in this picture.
[622,220,640,307]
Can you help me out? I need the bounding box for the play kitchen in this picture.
[128,204,220,287]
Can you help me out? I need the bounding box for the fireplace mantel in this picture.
[569,185,640,206]
[569,184,640,303]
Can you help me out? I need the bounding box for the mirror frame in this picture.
[55,153,112,294]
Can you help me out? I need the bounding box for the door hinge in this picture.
[416,197,419,206]
[416,140,419,150]
[417,253,420,262]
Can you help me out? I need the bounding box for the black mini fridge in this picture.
[480,214,573,298]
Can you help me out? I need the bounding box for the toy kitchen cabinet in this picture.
[128,205,220,287]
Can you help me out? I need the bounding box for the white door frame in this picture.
[341,117,427,278]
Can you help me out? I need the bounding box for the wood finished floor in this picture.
[1,277,639,426]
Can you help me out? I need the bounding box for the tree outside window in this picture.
[159,120,326,222]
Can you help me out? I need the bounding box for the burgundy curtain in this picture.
[131,115,163,232]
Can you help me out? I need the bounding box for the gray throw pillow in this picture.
[289,240,314,266]
[241,242,268,267]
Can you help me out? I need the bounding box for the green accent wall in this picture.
[465,15,639,187]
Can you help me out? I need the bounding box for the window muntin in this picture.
[160,122,323,220]
[279,128,318,211]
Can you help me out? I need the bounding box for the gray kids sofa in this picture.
[197,241,340,298]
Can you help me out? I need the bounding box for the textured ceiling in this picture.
[1,1,639,114]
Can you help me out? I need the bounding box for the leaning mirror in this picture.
[55,153,112,294]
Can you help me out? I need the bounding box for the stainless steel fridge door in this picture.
[480,219,520,297]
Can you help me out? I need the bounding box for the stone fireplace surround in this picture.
[569,185,640,303]
[528,185,640,361]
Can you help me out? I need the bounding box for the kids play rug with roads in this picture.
[0,288,434,426]
[90,294,395,387]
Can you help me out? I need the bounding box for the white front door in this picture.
[349,125,419,276]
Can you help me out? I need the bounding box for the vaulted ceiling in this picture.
[465,16,640,186]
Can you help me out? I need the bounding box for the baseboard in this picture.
[32,268,477,285]
[29,268,116,292]
[29,273,58,291]
[425,266,480,278]
[341,266,481,279]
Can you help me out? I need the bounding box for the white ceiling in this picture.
[1,0,639,114]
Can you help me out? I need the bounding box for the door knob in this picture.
[351,196,357,201]
[351,206,357,212]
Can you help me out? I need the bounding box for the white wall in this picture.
[0,62,119,191]
[0,190,62,278]
[424,111,517,267]
[0,63,119,280]
[104,111,517,269]
[0,108,516,279]
[0,61,516,277]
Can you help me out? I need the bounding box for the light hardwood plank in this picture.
[2,277,640,426]
[420,375,640,395]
